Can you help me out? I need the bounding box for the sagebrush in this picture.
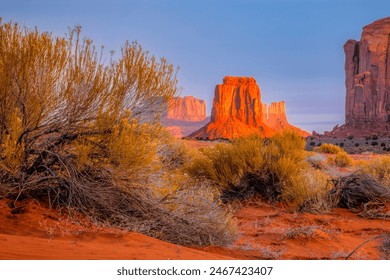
[0,20,235,246]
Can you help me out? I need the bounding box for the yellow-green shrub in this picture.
[186,132,313,204]
[186,135,264,188]
[334,151,353,167]
[359,155,390,186]
[314,143,344,154]
[289,169,332,212]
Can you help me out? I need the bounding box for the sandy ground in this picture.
[0,198,389,260]
[202,202,390,259]
[0,199,230,260]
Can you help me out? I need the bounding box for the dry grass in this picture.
[306,153,327,169]
[284,226,320,239]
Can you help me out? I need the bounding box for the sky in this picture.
[2,0,390,133]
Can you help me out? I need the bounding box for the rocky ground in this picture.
[306,136,390,154]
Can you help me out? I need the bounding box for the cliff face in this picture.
[211,76,263,126]
[262,102,287,129]
[190,77,309,139]
[166,96,206,122]
[344,17,390,131]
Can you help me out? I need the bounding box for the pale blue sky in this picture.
[2,0,390,132]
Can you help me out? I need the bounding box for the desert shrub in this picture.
[157,130,193,171]
[358,155,390,186]
[372,135,379,140]
[309,141,315,146]
[290,169,333,213]
[186,135,265,189]
[355,143,360,147]
[0,20,236,246]
[329,174,390,217]
[159,177,236,245]
[314,143,344,154]
[381,142,386,147]
[334,151,353,167]
[306,153,326,169]
[187,132,332,210]
[372,141,378,146]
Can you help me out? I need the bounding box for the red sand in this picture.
[0,199,230,260]
[0,199,389,260]
[203,202,390,260]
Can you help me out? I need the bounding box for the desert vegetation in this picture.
[0,19,234,246]
[0,20,389,257]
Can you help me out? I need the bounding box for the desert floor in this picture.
[0,197,388,260]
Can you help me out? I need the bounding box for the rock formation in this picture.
[341,17,390,134]
[190,76,309,139]
[262,102,288,129]
[166,96,206,122]
[161,96,208,138]
[262,101,309,136]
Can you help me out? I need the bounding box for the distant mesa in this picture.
[330,16,390,137]
[161,96,209,138]
[166,96,206,122]
[189,76,309,139]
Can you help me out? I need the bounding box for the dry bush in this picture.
[306,153,327,169]
[157,130,194,171]
[0,20,236,246]
[325,151,353,168]
[314,143,344,154]
[293,169,333,213]
[358,155,390,186]
[329,174,390,217]
[160,177,236,246]
[186,132,331,211]
[334,151,353,167]
[379,234,390,259]
[186,135,264,189]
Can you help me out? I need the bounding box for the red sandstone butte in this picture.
[190,76,308,139]
[333,17,390,136]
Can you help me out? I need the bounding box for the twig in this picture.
[345,233,390,260]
